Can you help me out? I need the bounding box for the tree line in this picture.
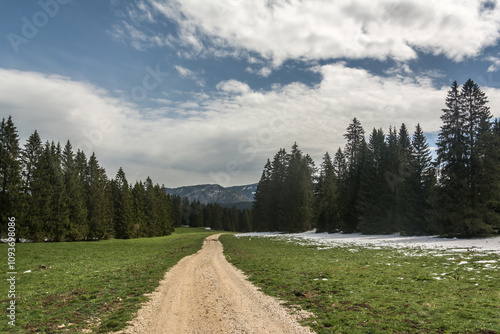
[170,196,253,232]
[253,79,500,237]
[0,121,175,241]
[0,116,254,241]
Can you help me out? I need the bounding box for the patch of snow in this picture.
[236,231,500,254]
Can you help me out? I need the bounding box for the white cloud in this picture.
[486,55,500,72]
[148,0,500,64]
[3,66,500,187]
[174,65,195,79]
[174,65,205,86]
[109,20,172,51]
[216,80,251,95]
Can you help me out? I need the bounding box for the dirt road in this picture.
[117,234,314,334]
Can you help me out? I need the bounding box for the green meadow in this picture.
[0,228,218,333]
[220,235,500,334]
[2,230,498,333]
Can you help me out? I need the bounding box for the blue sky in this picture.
[2,0,500,187]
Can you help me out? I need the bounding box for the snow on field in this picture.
[236,230,500,255]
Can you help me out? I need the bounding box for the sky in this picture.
[1,0,500,188]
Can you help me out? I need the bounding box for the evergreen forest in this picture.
[1,79,499,240]
[253,79,500,237]
[0,119,252,241]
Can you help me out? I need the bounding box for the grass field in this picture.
[220,234,500,334]
[0,227,219,333]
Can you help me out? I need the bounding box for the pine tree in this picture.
[358,128,389,234]
[270,148,288,231]
[28,141,68,241]
[486,120,500,232]
[212,203,223,230]
[284,143,314,232]
[240,208,252,232]
[21,130,42,193]
[132,181,147,237]
[341,118,366,232]
[0,116,22,236]
[50,142,69,241]
[62,141,88,240]
[394,123,414,233]
[171,195,183,227]
[112,167,134,238]
[316,152,339,232]
[384,126,403,232]
[144,177,160,236]
[333,148,347,184]
[408,123,435,234]
[189,200,203,228]
[87,153,112,239]
[155,184,174,235]
[252,159,273,231]
[434,79,499,236]
[20,130,43,239]
[344,117,365,167]
[181,197,191,226]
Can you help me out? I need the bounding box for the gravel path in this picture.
[115,234,314,334]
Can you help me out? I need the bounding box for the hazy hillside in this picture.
[163,183,257,205]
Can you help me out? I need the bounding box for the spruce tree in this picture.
[341,118,366,232]
[434,79,499,236]
[87,153,112,239]
[408,123,435,234]
[240,208,252,232]
[316,152,339,232]
[252,159,273,231]
[156,184,174,235]
[62,141,88,240]
[333,148,347,184]
[0,116,22,236]
[181,196,191,226]
[270,148,288,231]
[112,167,134,238]
[20,130,43,239]
[144,177,160,236]
[384,126,403,233]
[132,181,146,237]
[212,203,223,230]
[284,143,314,232]
[189,200,203,228]
[50,142,70,241]
[171,195,183,227]
[358,128,389,234]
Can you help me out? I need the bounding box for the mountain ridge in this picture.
[163,183,257,205]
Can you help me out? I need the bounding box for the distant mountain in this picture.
[226,184,258,201]
[163,183,257,205]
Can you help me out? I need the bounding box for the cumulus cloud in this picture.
[216,80,251,95]
[3,66,500,187]
[174,65,205,87]
[147,0,500,64]
[109,20,173,51]
[486,55,500,72]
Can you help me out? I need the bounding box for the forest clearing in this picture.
[2,228,498,333]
